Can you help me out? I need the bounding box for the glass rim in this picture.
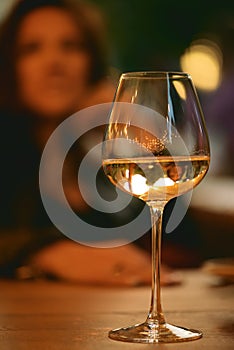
[121,71,191,80]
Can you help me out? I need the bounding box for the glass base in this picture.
[108,321,202,343]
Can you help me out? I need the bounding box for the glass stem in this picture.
[146,201,167,327]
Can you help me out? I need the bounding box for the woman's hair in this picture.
[0,0,109,110]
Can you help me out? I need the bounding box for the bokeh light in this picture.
[180,39,223,91]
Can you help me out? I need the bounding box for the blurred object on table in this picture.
[191,176,234,261]
[202,257,234,286]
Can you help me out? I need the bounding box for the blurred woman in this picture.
[0,0,156,286]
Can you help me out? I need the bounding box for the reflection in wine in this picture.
[103,156,210,202]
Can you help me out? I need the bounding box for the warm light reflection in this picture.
[124,174,148,195]
[180,39,222,91]
[123,174,176,196]
[153,177,175,187]
[173,81,186,99]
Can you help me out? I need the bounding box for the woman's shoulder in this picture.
[0,109,39,165]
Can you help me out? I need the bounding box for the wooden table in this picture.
[0,269,233,349]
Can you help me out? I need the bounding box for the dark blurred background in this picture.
[87,0,234,72]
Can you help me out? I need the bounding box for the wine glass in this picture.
[102,71,210,343]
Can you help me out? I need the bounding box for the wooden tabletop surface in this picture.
[0,269,233,349]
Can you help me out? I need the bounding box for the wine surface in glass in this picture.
[103,155,209,202]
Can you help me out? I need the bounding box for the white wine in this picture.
[103,156,209,202]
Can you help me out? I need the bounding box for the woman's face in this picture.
[16,7,91,119]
